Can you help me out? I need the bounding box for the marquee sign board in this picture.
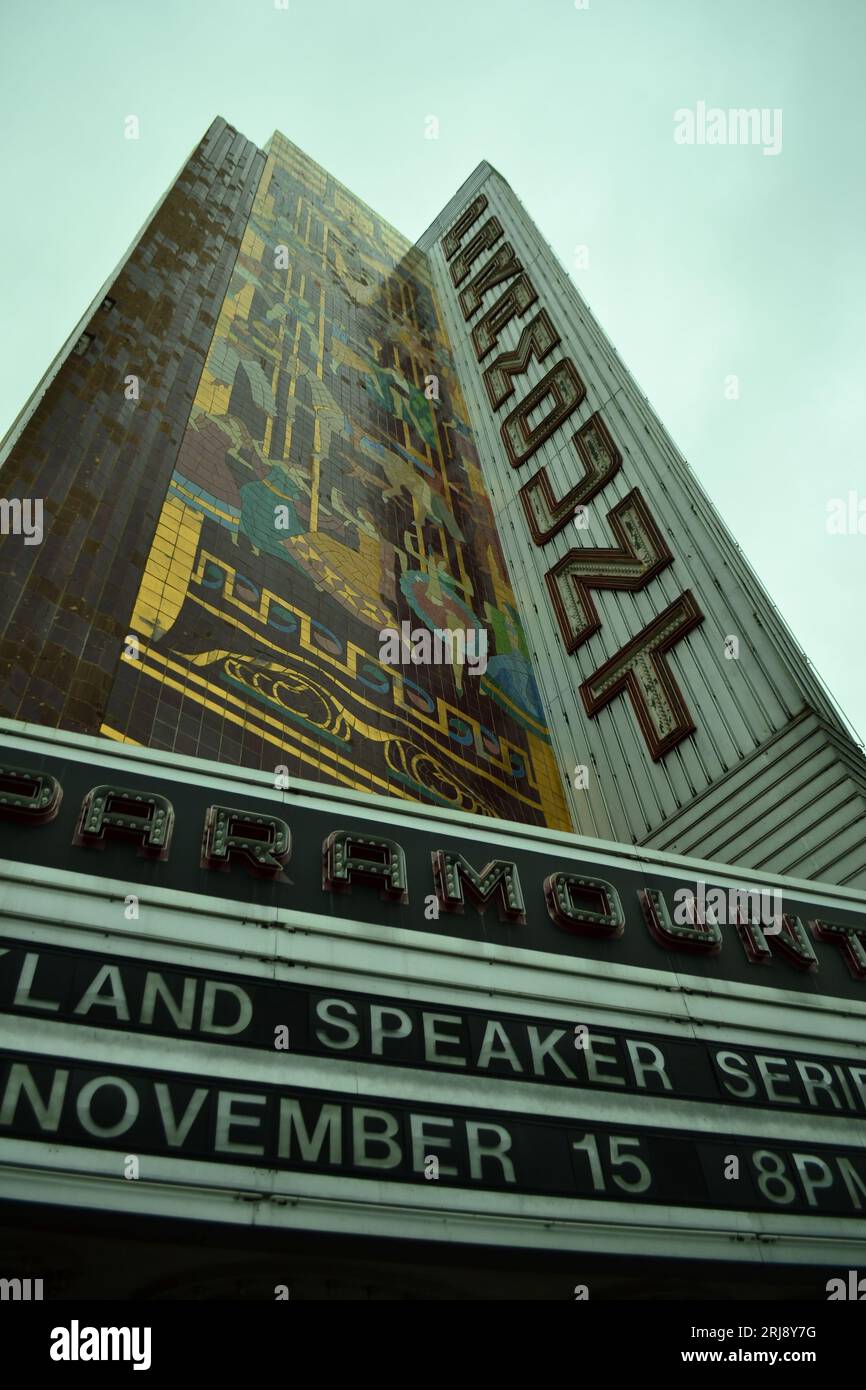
[1,739,866,1000]
[3,933,866,1120]
[3,727,866,1260]
[4,1048,866,1219]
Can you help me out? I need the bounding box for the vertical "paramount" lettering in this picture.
[440,196,704,761]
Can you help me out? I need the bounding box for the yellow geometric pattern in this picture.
[109,132,571,830]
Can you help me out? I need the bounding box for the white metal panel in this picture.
[419,167,866,886]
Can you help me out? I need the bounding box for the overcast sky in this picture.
[1,0,863,742]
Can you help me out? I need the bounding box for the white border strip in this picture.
[2,1143,864,1267]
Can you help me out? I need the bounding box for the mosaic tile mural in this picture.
[2,122,569,827]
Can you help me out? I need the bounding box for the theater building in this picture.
[0,118,864,1299]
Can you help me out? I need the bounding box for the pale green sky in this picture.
[1,0,864,741]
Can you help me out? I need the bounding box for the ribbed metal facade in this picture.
[419,164,866,888]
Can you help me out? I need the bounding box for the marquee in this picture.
[2,722,866,1262]
[1,739,865,998]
